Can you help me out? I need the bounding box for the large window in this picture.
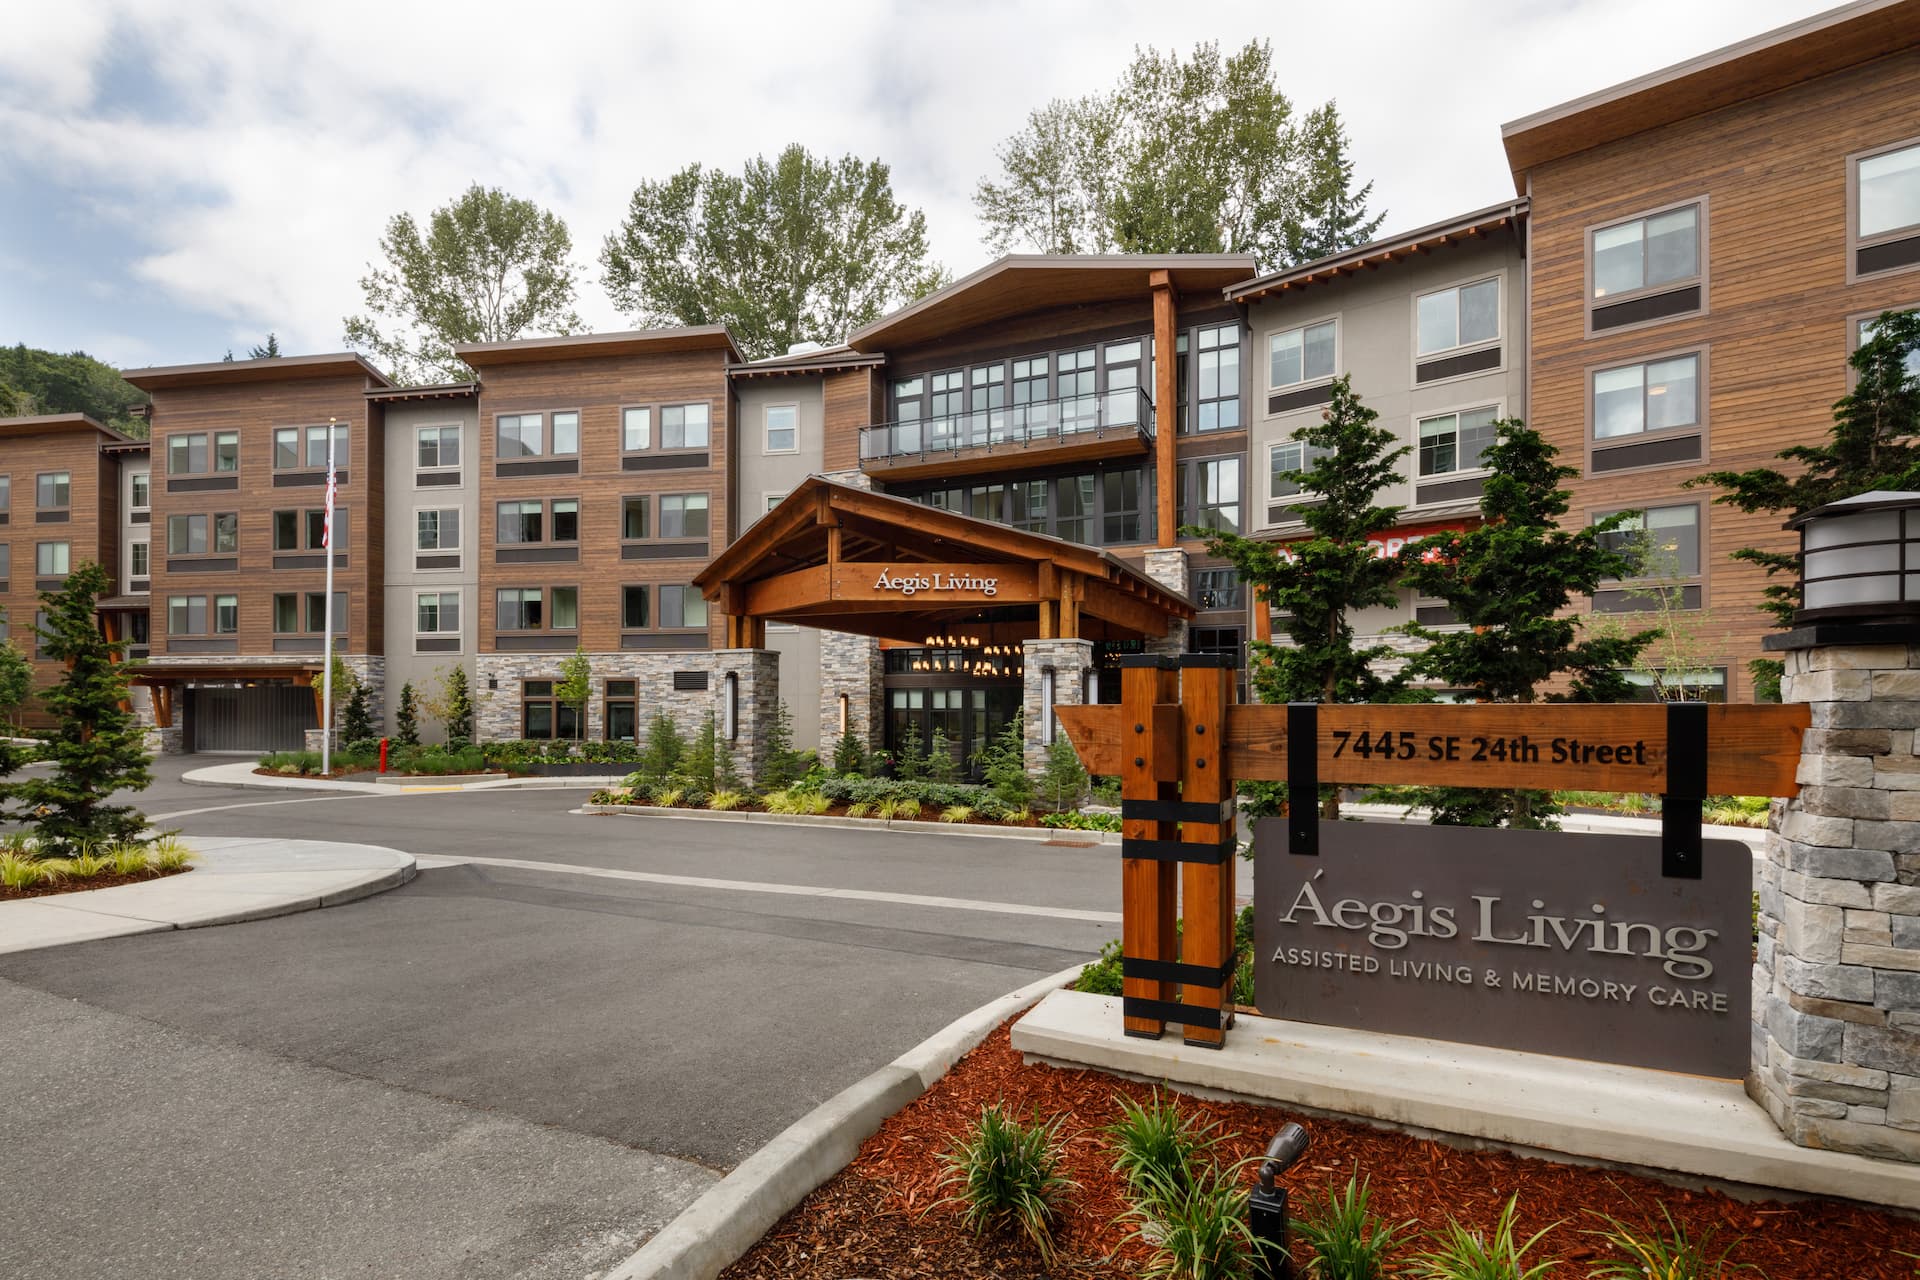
[765,403,798,453]
[1184,457,1242,533]
[1269,440,1327,501]
[660,584,708,629]
[1596,505,1702,616]
[550,412,579,456]
[1591,204,1699,301]
[271,591,348,634]
[36,472,69,510]
[622,406,652,451]
[1194,567,1242,610]
[659,493,709,539]
[417,426,461,470]
[129,471,150,510]
[168,515,207,555]
[273,507,347,552]
[36,541,68,576]
[417,508,460,551]
[604,679,638,742]
[622,495,650,539]
[168,433,239,475]
[1856,140,1920,252]
[167,594,235,635]
[416,591,460,635]
[1593,353,1701,440]
[1268,320,1336,389]
[622,585,650,629]
[520,680,579,740]
[1194,324,1241,432]
[495,586,578,632]
[496,500,544,544]
[1101,469,1143,544]
[1417,278,1500,355]
[497,414,543,458]
[1418,407,1499,478]
[661,404,710,449]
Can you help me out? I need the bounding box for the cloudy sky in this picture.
[2,0,1838,373]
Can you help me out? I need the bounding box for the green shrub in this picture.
[0,847,56,889]
[1038,734,1089,812]
[977,715,1033,810]
[708,789,746,812]
[1407,1196,1556,1280]
[394,681,419,746]
[1039,811,1122,832]
[845,800,874,819]
[928,726,962,783]
[940,804,974,824]
[831,732,867,776]
[1121,1158,1255,1280]
[800,791,831,816]
[1704,795,1771,829]
[641,712,685,781]
[655,786,685,808]
[938,1105,1073,1262]
[1292,1168,1409,1280]
[1076,938,1123,995]
[1091,774,1122,806]
[685,713,719,792]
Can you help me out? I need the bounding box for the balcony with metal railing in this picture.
[858,387,1154,482]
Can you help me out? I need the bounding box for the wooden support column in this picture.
[1251,585,1272,643]
[1151,269,1178,548]
[1178,659,1236,1048]
[1120,659,1180,1038]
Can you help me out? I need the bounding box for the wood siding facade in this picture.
[1522,45,1920,701]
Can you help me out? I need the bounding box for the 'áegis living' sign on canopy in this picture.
[871,568,1003,598]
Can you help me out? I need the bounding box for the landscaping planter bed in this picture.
[0,865,190,902]
[720,1022,1920,1280]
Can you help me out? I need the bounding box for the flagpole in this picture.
[321,416,337,775]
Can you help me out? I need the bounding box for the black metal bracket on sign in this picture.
[1121,997,1223,1030]
[1121,797,1236,825]
[1288,701,1319,856]
[1117,653,1179,669]
[1175,651,1239,669]
[1122,955,1237,987]
[1661,701,1707,880]
[1118,836,1237,865]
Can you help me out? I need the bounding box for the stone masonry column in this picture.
[819,629,885,757]
[1023,639,1093,776]
[714,648,778,788]
[1751,634,1920,1161]
[1142,547,1191,659]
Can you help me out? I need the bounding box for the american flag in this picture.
[322,450,337,548]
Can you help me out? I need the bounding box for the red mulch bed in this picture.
[0,865,190,902]
[721,1022,1920,1280]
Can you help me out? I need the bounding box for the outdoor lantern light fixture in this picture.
[1787,490,1920,624]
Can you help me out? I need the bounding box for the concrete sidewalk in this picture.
[181,759,624,793]
[0,836,415,953]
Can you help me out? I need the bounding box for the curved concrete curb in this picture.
[180,762,624,795]
[579,803,1123,846]
[604,963,1086,1280]
[0,837,418,954]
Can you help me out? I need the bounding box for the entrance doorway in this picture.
[884,685,1022,776]
[186,684,316,753]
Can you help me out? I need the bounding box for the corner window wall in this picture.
[908,460,1152,548]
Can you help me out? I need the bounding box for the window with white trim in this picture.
[417,508,460,551]
[1418,407,1499,478]
[416,426,460,470]
[416,591,460,634]
[764,404,797,453]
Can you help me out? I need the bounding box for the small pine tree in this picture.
[760,698,801,789]
[832,731,866,776]
[715,730,747,793]
[686,712,719,791]
[556,647,592,740]
[641,710,684,782]
[19,562,150,854]
[394,682,420,746]
[343,683,374,744]
[894,721,927,782]
[978,714,1032,810]
[0,634,32,729]
[444,666,474,746]
[927,725,961,783]
[1039,734,1089,812]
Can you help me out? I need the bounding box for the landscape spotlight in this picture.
[1248,1122,1311,1280]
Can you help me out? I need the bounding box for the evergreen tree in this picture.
[759,699,802,790]
[1689,308,1920,626]
[977,715,1034,811]
[394,681,420,746]
[641,711,685,782]
[443,666,474,746]
[715,730,747,794]
[1190,376,1408,820]
[894,721,927,782]
[927,725,961,783]
[1039,734,1089,813]
[0,634,33,728]
[1396,422,1658,828]
[343,683,374,743]
[1284,103,1387,264]
[19,562,150,854]
[686,712,719,791]
[831,731,866,776]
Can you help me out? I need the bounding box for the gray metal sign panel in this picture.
[1252,820,1751,1078]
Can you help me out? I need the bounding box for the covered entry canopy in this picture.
[695,477,1194,647]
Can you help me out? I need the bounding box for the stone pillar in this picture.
[819,629,885,757]
[1142,547,1190,659]
[1750,635,1920,1162]
[714,647,779,787]
[1023,638,1093,776]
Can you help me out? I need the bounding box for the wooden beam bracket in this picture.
[1661,701,1708,880]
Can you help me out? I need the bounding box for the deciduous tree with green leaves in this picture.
[1191,376,1408,819]
[1687,308,1920,628]
[419,664,474,746]
[345,184,587,385]
[19,562,150,854]
[1395,422,1658,828]
[556,647,592,740]
[601,144,948,361]
[974,41,1382,270]
[0,344,149,435]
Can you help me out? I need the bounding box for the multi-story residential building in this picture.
[1503,0,1920,701]
[4,1,1915,755]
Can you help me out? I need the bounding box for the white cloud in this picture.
[1,0,1836,365]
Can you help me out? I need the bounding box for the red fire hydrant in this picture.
[379,737,390,773]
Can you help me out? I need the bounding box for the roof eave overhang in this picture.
[1225,201,1529,303]
[121,353,392,392]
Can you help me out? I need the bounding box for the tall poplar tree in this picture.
[1190,376,1408,818]
[1395,422,1657,828]
[601,144,948,361]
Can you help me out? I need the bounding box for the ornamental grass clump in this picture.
[707,789,745,812]
[1587,1206,1753,1279]
[1291,1167,1409,1280]
[1120,1159,1256,1280]
[938,1104,1074,1262]
[1106,1090,1225,1198]
[940,804,974,823]
[0,847,56,890]
[1407,1196,1558,1280]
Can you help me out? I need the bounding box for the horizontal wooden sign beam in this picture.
[831,562,1039,604]
[1055,702,1809,797]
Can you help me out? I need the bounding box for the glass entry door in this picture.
[884,685,1022,776]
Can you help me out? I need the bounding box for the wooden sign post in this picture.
[1057,689,1810,1050]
